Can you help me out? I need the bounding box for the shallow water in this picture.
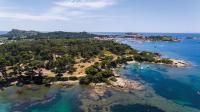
[0,85,83,112]
[24,86,82,112]
[111,104,165,112]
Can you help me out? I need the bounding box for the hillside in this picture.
[0,29,98,39]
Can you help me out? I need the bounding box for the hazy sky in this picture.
[0,0,199,32]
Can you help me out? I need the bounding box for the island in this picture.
[95,33,181,42]
[0,29,189,90]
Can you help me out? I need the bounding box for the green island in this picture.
[117,33,181,42]
[145,35,181,42]
[95,33,181,42]
[0,29,187,89]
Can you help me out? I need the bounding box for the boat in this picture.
[197,91,200,95]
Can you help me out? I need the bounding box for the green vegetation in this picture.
[0,38,138,87]
[2,29,39,39]
[80,56,135,85]
[123,33,180,42]
[156,58,173,64]
[134,51,158,62]
[133,52,173,64]
[110,76,117,82]
[147,36,180,42]
[1,29,97,39]
[80,62,113,84]
[0,32,175,87]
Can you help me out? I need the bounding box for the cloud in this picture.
[0,0,118,21]
[0,12,69,21]
[55,0,116,9]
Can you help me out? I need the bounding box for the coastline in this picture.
[144,59,191,68]
[86,58,191,93]
[170,59,191,67]
[0,58,191,91]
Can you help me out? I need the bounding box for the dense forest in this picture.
[0,37,172,87]
[0,38,133,86]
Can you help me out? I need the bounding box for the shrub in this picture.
[159,58,173,64]
[85,66,99,75]
[79,77,91,85]
[68,76,78,81]
[110,77,117,82]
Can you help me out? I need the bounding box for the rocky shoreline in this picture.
[171,59,191,67]
[0,58,190,92]
[86,58,191,93]
[51,58,191,92]
[140,59,191,68]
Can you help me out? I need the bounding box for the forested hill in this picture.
[0,29,98,39]
[1,29,40,38]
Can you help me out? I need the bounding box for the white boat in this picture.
[197,91,200,95]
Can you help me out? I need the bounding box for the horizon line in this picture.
[0,29,200,34]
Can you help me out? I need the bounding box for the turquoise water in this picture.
[0,86,82,112]
[0,103,11,112]
[24,87,82,112]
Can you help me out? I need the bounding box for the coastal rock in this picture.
[110,77,144,90]
[171,59,191,67]
[81,86,112,101]
[50,81,78,87]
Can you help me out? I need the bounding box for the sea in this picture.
[0,31,7,35]
[0,32,200,112]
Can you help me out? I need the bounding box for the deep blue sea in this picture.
[92,32,200,111]
[117,33,200,111]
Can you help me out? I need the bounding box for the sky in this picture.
[0,0,199,33]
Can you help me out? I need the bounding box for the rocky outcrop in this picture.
[171,59,191,67]
[110,77,144,90]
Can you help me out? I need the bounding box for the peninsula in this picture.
[0,29,189,89]
[95,33,181,42]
